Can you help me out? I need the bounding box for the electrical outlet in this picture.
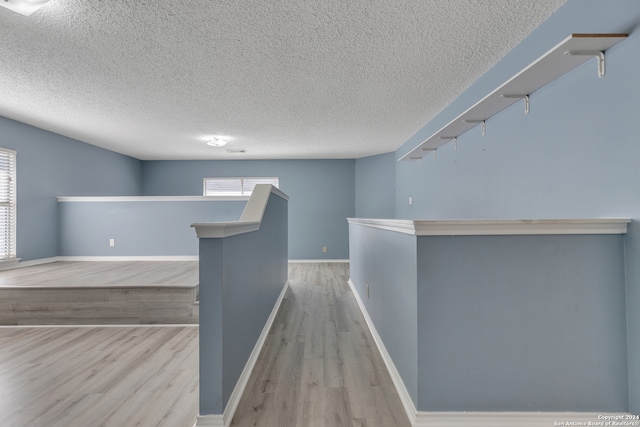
[322,246,327,253]
[366,284,370,299]
[409,196,413,205]
[109,238,115,247]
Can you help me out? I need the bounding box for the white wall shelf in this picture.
[399,33,628,161]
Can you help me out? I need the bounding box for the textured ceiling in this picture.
[0,0,567,160]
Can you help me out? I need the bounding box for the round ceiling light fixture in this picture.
[206,137,228,147]
[0,0,51,16]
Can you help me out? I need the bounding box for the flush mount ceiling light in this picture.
[0,0,51,16]
[206,137,228,147]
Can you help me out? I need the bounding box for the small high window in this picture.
[203,177,279,197]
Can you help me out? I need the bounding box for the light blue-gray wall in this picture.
[199,191,288,414]
[142,160,355,259]
[627,223,640,414]
[348,223,418,404]
[417,234,627,411]
[59,200,245,256]
[0,113,354,261]
[390,0,640,413]
[349,225,629,412]
[355,152,395,218]
[0,116,142,261]
[198,237,224,413]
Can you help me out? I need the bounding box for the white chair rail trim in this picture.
[57,196,250,202]
[347,218,630,236]
[191,221,261,238]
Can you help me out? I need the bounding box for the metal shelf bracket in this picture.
[465,120,486,136]
[565,50,606,77]
[439,136,458,150]
[502,94,530,115]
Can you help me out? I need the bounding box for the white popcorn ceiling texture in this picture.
[0,0,566,160]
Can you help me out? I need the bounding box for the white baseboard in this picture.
[220,280,290,427]
[347,278,417,425]
[193,414,223,426]
[288,259,349,263]
[0,259,21,270]
[59,256,199,261]
[414,412,634,427]
[2,257,57,270]
[194,412,640,427]
[19,256,59,266]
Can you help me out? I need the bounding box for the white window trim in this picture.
[0,147,17,262]
[203,177,279,197]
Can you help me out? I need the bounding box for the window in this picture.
[0,148,16,261]
[203,177,279,197]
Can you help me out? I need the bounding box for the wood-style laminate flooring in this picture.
[231,262,411,427]
[0,261,199,288]
[0,262,200,325]
[0,325,199,427]
[0,262,409,427]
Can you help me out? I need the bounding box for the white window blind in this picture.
[0,148,16,260]
[203,177,279,196]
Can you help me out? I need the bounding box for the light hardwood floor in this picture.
[0,261,199,288]
[231,262,411,427]
[0,262,409,427]
[0,325,199,427]
[0,261,200,325]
